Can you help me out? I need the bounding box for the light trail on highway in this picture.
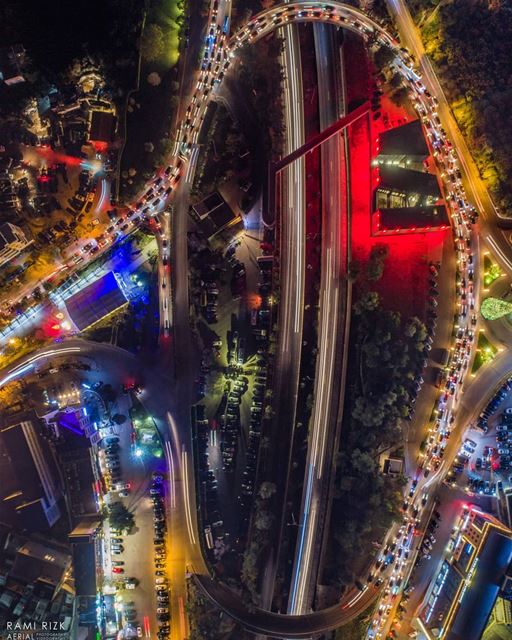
[288,23,348,616]
[181,448,197,546]
[164,441,177,509]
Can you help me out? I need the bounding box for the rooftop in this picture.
[448,529,512,640]
[65,271,127,331]
[374,205,449,234]
[89,109,116,143]
[377,165,441,198]
[11,540,71,587]
[191,192,241,240]
[378,119,429,159]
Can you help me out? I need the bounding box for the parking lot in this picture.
[191,226,274,558]
[446,376,512,499]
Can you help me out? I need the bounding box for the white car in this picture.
[498,448,510,455]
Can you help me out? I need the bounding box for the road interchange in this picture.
[3,2,512,639]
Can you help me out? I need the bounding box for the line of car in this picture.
[368,42,481,636]
[149,473,171,640]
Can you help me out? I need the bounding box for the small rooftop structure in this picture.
[88,109,116,144]
[382,457,404,475]
[65,271,128,331]
[377,165,441,199]
[191,192,241,241]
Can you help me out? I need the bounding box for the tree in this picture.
[100,383,117,405]
[258,482,276,500]
[354,291,380,315]
[254,510,273,531]
[109,502,135,531]
[390,87,409,107]
[373,45,395,69]
[140,24,164,62]
[147,71,162,86]
[367,244,389,281]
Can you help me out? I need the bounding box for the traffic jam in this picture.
[365,43,480,640]
[42,6,483,639]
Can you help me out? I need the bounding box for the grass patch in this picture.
[483,254,502,288]
[472,331,498,374]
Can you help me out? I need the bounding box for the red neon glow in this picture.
[92,141,108,152]
[34,147,83,167]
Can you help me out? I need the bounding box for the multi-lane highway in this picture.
[258,2,308,610]
[287,24,350,615]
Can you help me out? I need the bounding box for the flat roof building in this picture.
[0,45,26,85]
[0,528,74,632]
[377,165,441,200]
[372,122,446,237]
[417,505,512,640]
[88,109,116,145]
[191,192,241,241]
[0,410,61,531]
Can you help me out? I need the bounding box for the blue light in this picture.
[82,382,91,389]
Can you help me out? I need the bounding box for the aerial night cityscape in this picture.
[1,1,512,639]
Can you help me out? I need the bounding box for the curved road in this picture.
[5,2,512,639]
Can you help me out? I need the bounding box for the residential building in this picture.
[0,223,32,269]
[0,528,74,633]
[0,45,26,85]
[0,410,61,531]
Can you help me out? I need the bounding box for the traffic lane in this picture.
[260,150,306,603]
[288,137,346,613]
